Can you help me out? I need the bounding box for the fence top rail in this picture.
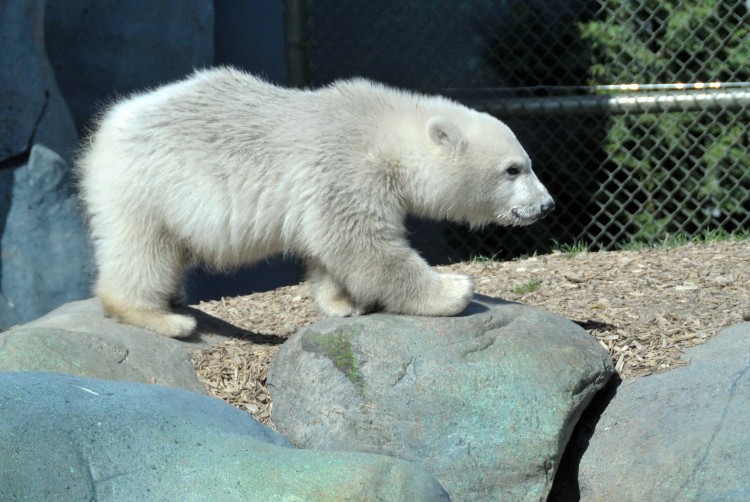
[443,81,750,96]
[461,89,750,117]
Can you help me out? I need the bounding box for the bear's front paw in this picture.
[431,272,474,316]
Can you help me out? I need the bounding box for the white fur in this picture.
[77,67,553,337]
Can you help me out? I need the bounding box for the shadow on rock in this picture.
[178,305,287,347]
[458,293,515,316]
[547,373,622,501]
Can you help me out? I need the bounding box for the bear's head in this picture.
[416,112,555,228]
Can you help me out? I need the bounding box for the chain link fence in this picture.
[285,0,750,259]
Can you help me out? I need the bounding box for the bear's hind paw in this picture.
[315,295,363,318]
[100,293,197,338]
[151,313,198,338]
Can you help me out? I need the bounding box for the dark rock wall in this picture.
[45,0,214,133]
[0,0,214,327]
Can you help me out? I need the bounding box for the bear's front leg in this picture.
[380,269,473,317]
[426,271,475,316]
[321,241,474,317]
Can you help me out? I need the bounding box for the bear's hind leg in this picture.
[307,261,363,317]
[94,229,196,338]
[98,290,197,338]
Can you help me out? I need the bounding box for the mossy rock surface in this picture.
[302,328,365,393]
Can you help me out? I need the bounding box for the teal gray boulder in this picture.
[268,295,614,501]
[579,322,750,501]
[0,372,449,501]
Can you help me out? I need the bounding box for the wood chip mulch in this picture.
[191,239,750,426]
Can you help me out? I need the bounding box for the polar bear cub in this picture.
[77,67,554,338]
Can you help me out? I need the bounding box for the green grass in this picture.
[512,279,541,295]
[553,240,589,256]
[466,229,747,264]
[618,228,749,251]
[470,251,504,263]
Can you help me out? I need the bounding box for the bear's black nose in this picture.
[540,200,556,217]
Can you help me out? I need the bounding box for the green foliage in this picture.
[578,0,750,244]
[580,0,750,84]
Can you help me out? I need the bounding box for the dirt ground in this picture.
[192,239,750,426]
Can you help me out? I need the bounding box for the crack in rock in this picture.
[1,90,50,169]
[461,335,496,358]
[392,356,416,386]
[682,355,750,493]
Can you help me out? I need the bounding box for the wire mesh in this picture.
[285,0,750,259]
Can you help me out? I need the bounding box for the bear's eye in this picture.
[506,165,521,176]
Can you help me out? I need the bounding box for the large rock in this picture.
[268,295,615,501]
[0,0,77,161]
[45,0,214,131]
[0,298,238,393]
[578,322,750,501]
[0,372,449,501]
[0,145,93,327]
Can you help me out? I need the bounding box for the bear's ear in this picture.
[427,116,463,151]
